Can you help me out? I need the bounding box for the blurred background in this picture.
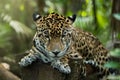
[0,0,120,80]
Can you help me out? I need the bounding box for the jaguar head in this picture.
[33,12,76,59]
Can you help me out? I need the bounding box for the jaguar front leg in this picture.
[19,51,37,67]
[51,58,71,74]
[51,50,83,74]
[19,49,50,67]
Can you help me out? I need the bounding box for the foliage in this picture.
[104,48,120,79]
[0,0,36,57]
[113,13,120,21]
[110,48,120,57]
[0,23,13,50]
[0,13,33,56]
[107,75,120,80]
[104,48,120,69]
[0,0,120,79]
[105,61,120,69]
[0,0,113,58]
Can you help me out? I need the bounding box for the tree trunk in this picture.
[92,0,98,30]
[111,0,120,48]
[36,0,45,14]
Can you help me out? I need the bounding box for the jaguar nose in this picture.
[52,51,60,56]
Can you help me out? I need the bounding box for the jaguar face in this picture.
[33,12,76,58]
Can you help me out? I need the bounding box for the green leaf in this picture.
[117,33,120,39]
[0,23,13,48]
[97,11,108,29]
[9,20,33,38]
[110,48,120,57]
[19,4,24,11]
[107,75,120,80]
[104,61,120,69]
[113,13,120,20]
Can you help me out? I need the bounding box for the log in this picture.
[17,53,99,80]
[20,60,85,80]
[0,64,21,80]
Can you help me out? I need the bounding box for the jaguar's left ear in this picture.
[32,12,41,21]
[68,14,76,23]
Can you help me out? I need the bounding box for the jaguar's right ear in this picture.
[32,12,41,21]
[68,14,76,23]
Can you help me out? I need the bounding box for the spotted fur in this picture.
[19,13,112,78]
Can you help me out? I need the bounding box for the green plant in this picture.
[0,13,33,56]
[104,48,120,79]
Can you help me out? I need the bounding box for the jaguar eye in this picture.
[62,30,68,37]
[37,33,41,37]
[62,29,72,40]
[43,30,49,38]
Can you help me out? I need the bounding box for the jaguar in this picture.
[19,12,113,78]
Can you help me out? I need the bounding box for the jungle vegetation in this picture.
[0,0,120,80]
